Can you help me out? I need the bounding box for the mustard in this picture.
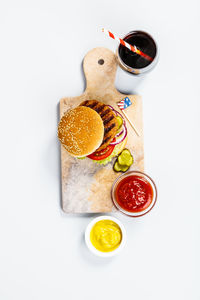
[90,220,122,252]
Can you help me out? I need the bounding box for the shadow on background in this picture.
[79,231,115,266]
[56,102,62,210]
[81,59,86,92]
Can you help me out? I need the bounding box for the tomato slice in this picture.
[87,144,115,160]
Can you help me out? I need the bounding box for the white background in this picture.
[0,0,199,299]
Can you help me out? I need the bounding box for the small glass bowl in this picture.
[111,171,157,217]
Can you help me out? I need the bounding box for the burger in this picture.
[58,100,128,165]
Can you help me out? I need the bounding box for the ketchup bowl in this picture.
[111,171,157,217]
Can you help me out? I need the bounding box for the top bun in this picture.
[58,106,104,157]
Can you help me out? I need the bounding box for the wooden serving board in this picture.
[60,47,144,213]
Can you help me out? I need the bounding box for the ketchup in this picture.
[115,175,153,213]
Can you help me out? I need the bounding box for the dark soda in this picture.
[118,31,157,70]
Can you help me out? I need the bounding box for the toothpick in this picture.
[121,110,140,137]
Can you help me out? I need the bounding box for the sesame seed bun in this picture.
[58,106,104,157]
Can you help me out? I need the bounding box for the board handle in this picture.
[83,47,118,98]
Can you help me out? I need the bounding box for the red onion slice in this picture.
[108,104,127,144]
[108,105,115,110]
[116,124,124,137]
[110,124,127,146]
[113,109,126,124]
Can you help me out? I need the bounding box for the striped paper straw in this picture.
[102,28,153,62]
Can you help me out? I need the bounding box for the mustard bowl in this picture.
[85,216,127,257]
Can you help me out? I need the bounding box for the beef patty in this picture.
[79,100,118,151]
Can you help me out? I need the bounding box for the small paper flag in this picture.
[117,97,132,110]
[117,97,140,137]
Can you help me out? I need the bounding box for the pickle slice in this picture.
[118,149,133,167]
[113,161,129,172]
[116,116,123,130]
